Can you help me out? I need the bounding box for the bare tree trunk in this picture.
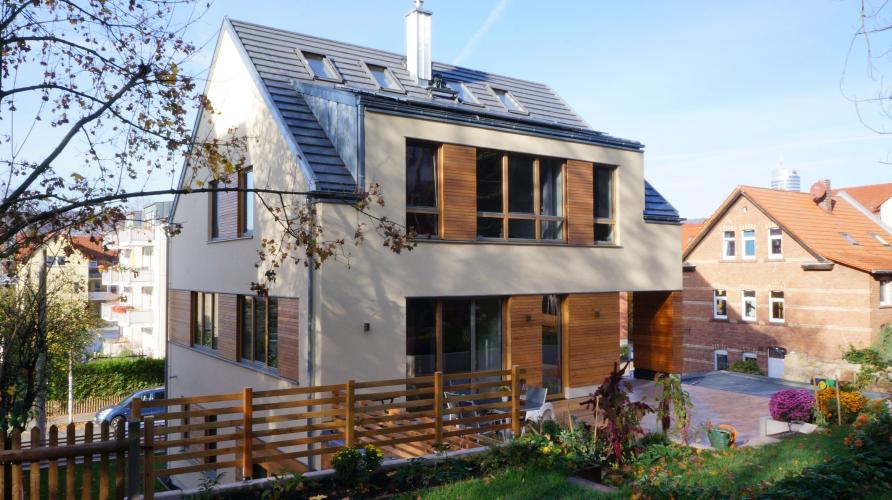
[34,248,48,441]
[67,354,73,425]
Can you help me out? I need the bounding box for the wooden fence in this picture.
[45,396,124,418]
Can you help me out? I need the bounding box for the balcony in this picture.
[105,228,153,249]
[101,303,153,326]
[102,268,154,286]
[88,290,117,301]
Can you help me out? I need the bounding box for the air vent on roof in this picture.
[841,232,860,246]
[870,232,891,246]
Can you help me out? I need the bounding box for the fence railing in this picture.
[45,396,124,418]
[134,366,523,500]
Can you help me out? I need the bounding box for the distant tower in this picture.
[771,168,801,192]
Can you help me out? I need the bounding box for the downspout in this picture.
[357,102,366,191]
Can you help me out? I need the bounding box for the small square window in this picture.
[492,88,525,113]
[301,51,341,81]
[365,63,403,92]
[446,81,479,104]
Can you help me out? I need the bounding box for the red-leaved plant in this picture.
[580,362,653,465]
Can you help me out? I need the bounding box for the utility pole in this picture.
[34,247,48,441]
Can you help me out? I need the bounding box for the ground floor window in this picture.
[742,352,757,362]
[881,280,891,306]
[193,292,218,349]
[406,298,503,377]
[541,295,562,395]
[742,290,757,322]
[714,350,728,370]
[769,291,784,323]
[713,290,727,320]
[239,296,279,368]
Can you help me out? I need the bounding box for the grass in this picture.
[400,468,607,500]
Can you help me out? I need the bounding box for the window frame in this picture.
[490,87,527,114]
[209,180,221,240]
[593,165,617,245]
[192,292,218,350]
[713,289,728,320]
[238,167,254,238]
[742,352,757,362]
[742,229,756,260]
[768,227,783,259]
[298,50,343,83]
[714,349,729,371]
[239,295,279,369]
[742,290,757,322]
[722,231,736,260]
[475,150,566,242]
[405,140,441,239]
[445,81,481,106]
[880,280,892,307]
[362,62,406,93]
[769,290,785,324]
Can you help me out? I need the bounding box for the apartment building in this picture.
[101,202,171,358]
[166,5,685,406]
[682,182,892,381]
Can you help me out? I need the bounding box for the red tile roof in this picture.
[832,183,892,214]
[70,236,117,263]
[681,221,706,252]
[684,185,892,273]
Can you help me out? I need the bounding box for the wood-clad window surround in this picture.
[593,166,616,244]
[208,168,252,242]
[238,168,254,237]
[406,141,440,239]
[476,150,565,241]
[239,296,278,368]
[192,292,218,349]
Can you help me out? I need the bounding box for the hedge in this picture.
[47,357,164,399]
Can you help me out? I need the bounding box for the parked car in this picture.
[94,387,165,427]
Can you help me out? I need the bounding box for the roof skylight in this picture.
[492,88,525,113]
[301,51,340,81]
[841,232,860,246]
[870,232,891,246]
[446,81,479,105]
[365,63,403,92]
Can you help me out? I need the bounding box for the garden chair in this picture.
[521,387,554,423]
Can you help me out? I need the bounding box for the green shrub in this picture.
[331,445,383,486]
[47,356,164,399]
[728,359,762,375]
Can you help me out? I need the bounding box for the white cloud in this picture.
[452,0,511,67]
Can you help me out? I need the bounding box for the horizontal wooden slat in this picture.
[253,383,347,398]
[355,421,435,438]
[251,421,343,438]
[354,387,434,401]
[155,460,241,477]
[252,407,343,424]
[156,418,242,435]
[441,400,511,416]
[252,445,343,463]
[441,422,511,439]
[354,375,435,389]
[442,369,512,381]
[443,391,509,402]
[157,445,240,463]
[355,410,437,425]
[252,396,341,412]
[159,432,241,450]
[153,406,243,420]
[359,432,436,449]
[141,392,242,408]
[252,433,338,451]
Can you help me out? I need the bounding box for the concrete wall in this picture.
[682,195,876,379]
[311,111,682,384]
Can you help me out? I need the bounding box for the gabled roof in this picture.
[832,183,892,214]
[681,220,706,251]
[643,181,683,224]
[683,185,892,273]
[70,236,117,263]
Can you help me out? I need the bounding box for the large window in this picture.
[239,168,254,237]
[882,280,892,307]
[742,290,757,322]
[713,290,728,320]
[594,166,616,244]
[406,298,502,377]
[240,296,279,368]
[406,142,439,238]
[769,228,782,258]
[209,180,221,239]
[193,292,218,349]
[476,150,564,241]
[722,231,735,259]
[542,295,562,394]
[769,291,784,323]
[742,230,756,259]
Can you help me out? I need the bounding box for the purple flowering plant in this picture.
[769,389,815,422]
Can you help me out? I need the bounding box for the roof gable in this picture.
[832,183,892,213]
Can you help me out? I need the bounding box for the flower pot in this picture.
[574,464,602,483]
[707,429,732,449]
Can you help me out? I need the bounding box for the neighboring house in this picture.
[833,182,892,225]
[101,202,171,358]
[166,5,684,414]
[681,182,892,381]
[681,219,706,252]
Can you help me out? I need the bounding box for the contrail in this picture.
[452,0,511,67]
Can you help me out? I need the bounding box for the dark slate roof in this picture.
[226,19,646,193]
[644,181,683,224]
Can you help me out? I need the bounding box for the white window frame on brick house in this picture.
[742,229,756,260]
[722,231,736,260]
[714,349,729,370]
[768,227,782,259]
[742,352,757,362]
[713,289,728,320]
[881,280,892,307]
[769,290,785,323]
[742,290,757,322]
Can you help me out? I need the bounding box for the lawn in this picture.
[400,468,607,500]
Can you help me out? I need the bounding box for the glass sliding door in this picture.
[542,295,562,394]
[474,299,502,372]
[443,300,473,374]
[406,299,438,377]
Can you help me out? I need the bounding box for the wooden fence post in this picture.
[0,428,7,499]
[345,380,356,448]
[242,387,253,480]
[131,396,141,422]
[434,372,443,444]
[114,420,126,500]
[143,417,155,500]
[83,422,93,500]
[126,421,140,500]
[48,426,59,499]
[10,429,21,499]
[29,427,39,500]
[66,423,75,500]
[511,365,521,437]
[100,420,110,500]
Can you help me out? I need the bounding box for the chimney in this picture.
[809,179,833,213]
[405,0,432,84]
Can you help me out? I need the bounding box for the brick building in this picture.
[681,183,892,381]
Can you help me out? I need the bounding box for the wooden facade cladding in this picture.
[506,295,543,387]
[277,297,300,382]
[566,160,594,244]
[564,293,620,388]
[632,291,684,374]
[440,144,477,240]
[168,289,192,346]
[217,294,239,361]
[212,177,239,240]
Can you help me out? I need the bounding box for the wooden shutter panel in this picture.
[565,293,619,388]
[506,295,543,387]
[632,291,683,374]
[168,289,192,346]
[277,297,300,382]
[566,160,594,244]
[217,294,239,361]
[440,144,477,240]
[212,177,239,239]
